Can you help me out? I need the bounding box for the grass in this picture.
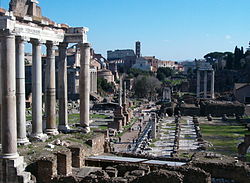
[90,114,108,119]
[200,124,248,157]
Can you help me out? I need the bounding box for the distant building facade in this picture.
[234,83,250,104]
[132,57,152,71]
[107,49,136,71]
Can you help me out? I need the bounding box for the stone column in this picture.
[196,70,200,98]
[16,37,29,145]
[58,43,70,132]
[0,33,19,159]
[45,42,58,135]
[79,43,91,133]
[95,72,97,93]
[204,70,207,98]
[211,70,215,99]
[0,41,2,145]
[30,39,47,141]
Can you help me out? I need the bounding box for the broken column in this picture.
[122,81,130,124]
[30,39,47,141]
[0,33,19,159]
[16,36,29,145]
[110,80,125,130]
[45,41,58,135]
[79,43,90,133]
[196,70,200,98]
[58,43,70,132]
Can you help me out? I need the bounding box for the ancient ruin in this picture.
[0,0,91,182]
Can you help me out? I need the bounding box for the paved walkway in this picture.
[113,112,148,152]
[179,116,199,151]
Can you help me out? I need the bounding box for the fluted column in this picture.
[211,70,215,99]
[30,39,47,142]
[45,41,58,135]
[16,37,29,145]
[58,43,70,132]
[79,43,91,133]
[0,33,19,159]
[204,70,207,98]
[196,70,200,98]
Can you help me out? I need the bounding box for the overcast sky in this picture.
[2,0,250,61]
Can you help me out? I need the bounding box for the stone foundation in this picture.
[86,134,105,155]
[37,156,57,183]
[69,146,84,168]
[57,150,72,176]
[0,156,34,183]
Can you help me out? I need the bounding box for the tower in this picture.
[135,41,141,58]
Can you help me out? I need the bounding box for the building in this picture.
[143,56,159,72]
[132,57,152,71]
[234,83,250,104]
[180,61,196,74]
[135,41,141,58]
[107,49,136,71]
[97,69,115,83]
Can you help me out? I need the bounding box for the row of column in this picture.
[0,32,91,159]
[196,70,215,99]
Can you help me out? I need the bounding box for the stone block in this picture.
[56,150,72,176]
[37,156,57,183]
[86,133,105,155]
[68,146,83,168]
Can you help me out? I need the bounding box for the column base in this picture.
[45,128,59,136]
[0,152,19,160]
[17,137,30,146]
[0,156,34,183]
[58,125,71,133]
[29,133,48,142]
[80,127,91,134]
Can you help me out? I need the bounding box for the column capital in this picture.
[79,42,91,48]
[30,39,46,45]
[46,40,59,47]
[16,36,30,43]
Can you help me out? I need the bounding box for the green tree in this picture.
[134,75,161,100]
[156,67,174,81]
[97,78,115,94]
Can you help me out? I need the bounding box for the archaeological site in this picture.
[0,0,249,183]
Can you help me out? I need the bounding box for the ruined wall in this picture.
[86,133,105,155]
[200,100,245,116]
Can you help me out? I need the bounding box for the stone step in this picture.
[18,171,33,183]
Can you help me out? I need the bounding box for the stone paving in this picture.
[179,116,199,151]
[146,116,200,157]
[147,117,175,157]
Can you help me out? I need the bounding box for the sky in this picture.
[2,0,250,61]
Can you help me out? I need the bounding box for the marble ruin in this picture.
[0,0,92,182]
[196,61,215,99]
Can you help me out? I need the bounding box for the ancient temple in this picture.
[0,0,91,182]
